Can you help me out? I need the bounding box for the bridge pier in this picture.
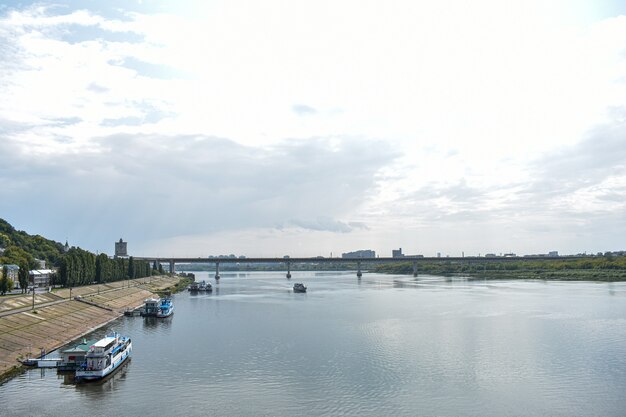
[169,260,175,275]
[286,261,291,279]
[413,261,418,277]
[215,262,220,280]
[357,261,362,278]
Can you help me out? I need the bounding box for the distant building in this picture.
[548,251,559,257]
[392,248,404,258]
[485,253,498,258]
[63,240,70,253]
[342,250,376,259]
[35,258,46,269]
[0,264,19,281]
[115,238,128,257]
[30,269,54,288]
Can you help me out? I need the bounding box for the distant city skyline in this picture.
[1,1,625,257]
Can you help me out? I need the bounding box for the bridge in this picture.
[134,255,571,279]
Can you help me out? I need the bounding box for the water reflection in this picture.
[73,360,131,393]
[142,316,173,329]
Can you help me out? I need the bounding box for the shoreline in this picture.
[0,275,189,385]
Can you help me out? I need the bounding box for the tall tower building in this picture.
[115,238,128,257]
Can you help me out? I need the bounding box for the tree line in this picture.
[58,248,156,287]
[374,255,626,278]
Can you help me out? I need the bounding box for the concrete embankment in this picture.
[0,275,185,383]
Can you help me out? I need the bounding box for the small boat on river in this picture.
[293,283,307,293]
[156,297,174,318]
[188,282,199,291]
[197,280,213,292]
[75,332,132,382]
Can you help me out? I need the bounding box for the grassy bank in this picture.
[470,269,626,281]
[374,256,626,281]
[157,275,193,296]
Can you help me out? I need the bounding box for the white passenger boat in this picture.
[75,332,132,382]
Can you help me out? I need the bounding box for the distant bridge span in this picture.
[134,255,573,279]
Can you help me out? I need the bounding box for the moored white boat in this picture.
[75,332,132,382]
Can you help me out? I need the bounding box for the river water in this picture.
[2,272,626,416]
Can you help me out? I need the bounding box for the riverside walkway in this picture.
[0,275,183,382]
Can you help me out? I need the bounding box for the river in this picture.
[2,272,626,416]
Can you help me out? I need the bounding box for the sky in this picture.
[1,0,625,258]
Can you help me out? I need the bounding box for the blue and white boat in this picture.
[156,297,174,318]
[75,332,132,382]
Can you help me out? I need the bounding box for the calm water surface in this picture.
[3,272,626,416]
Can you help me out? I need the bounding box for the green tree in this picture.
[18,261,30,293]
[128,256,135,279]
[0,265,9,295]
[0,232,10,248]
[0,218,64,267]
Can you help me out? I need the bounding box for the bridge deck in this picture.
[134,256,573,264]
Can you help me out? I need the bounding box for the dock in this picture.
[20,356,62,368]
[124,307,143,317]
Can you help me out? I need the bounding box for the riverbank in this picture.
[374,256,626,281]
[0,275,189,384]
[469,269,626,281]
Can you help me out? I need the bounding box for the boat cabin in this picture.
[143,297,161,316]
[89,336,117,356]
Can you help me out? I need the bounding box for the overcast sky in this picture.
[1,0,625,257]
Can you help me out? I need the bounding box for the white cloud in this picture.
[0,133,397,255]
[1,1,626,256]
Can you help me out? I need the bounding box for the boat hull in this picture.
[156,307,173,318]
